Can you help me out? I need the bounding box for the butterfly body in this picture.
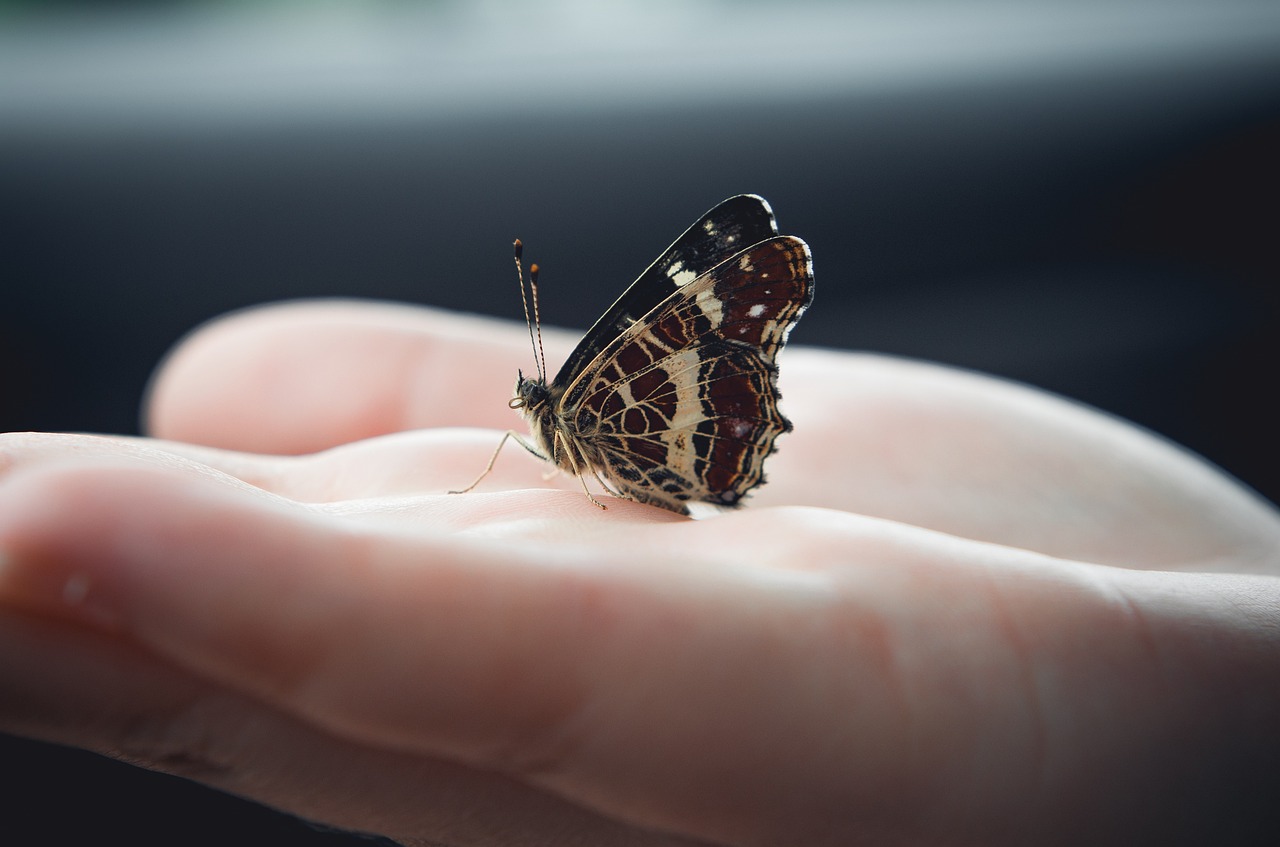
[508,195,814,515]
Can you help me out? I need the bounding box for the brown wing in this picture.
[559,236,814,514]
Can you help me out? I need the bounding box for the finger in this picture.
[0,431,283,499]
[0,430,667,516]
[7,460,1271,843]
[148,297,1231,554]
[0,463,905,844]
[0,462,689,835]
[146,300,574,454]
[765,349,1280,569]
[0,461,901,845]
[0,458,691,775]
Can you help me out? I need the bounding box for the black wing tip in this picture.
[712,193,778,232]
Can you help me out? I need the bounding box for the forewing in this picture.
[562,236,814,513]
[551,194,779,386]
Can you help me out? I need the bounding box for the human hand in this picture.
[2,300,1278,846]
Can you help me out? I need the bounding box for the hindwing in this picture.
[559,236,813,513]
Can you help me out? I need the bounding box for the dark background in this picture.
[2,1,1279,844]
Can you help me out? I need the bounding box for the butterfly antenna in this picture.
[513,239,544,383]
[529,262,549,384]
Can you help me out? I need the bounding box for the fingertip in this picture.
[146,300,403,453]
[0,464,153,630]
[146,300,570,455]
[0,461,290,627]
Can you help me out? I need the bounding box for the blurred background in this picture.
[2,0,1279,843]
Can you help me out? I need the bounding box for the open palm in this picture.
[2,300,1278,846]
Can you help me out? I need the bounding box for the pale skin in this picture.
[1,300,1278,846]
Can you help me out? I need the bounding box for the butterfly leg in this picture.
[448,430,547,495]
[553,431,608,510]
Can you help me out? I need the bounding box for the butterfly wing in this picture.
[560,235,814,514]
[551,194,780,386]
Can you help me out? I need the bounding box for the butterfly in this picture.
[453,194,814,515]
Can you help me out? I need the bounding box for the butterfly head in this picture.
[510,369,551,413]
